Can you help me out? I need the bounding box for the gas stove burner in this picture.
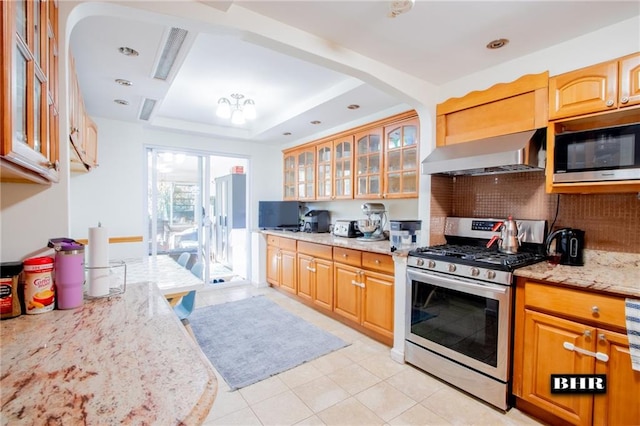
[408,217,547,279]
[409,244,544,270]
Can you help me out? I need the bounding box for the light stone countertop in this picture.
[0,281,217,425]
[514,250,640,298]
[124,254,205,294]
[261,229,394,255]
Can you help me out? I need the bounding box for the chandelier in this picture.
[216,93,256,125]
[388,0,415,18]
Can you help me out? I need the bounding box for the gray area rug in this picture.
[189,295,349,390]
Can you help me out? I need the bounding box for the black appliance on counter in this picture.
[545,228,585,266]
[405,217,547,411]
[303,210,330,233]
[258,201,302,230]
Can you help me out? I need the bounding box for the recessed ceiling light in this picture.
[310,120,321,125]
[118,46,139,57]
[114,99,129,105]
[347,104,360,110]
[486,38,509,49]
[283,132,292,136]
[115,79,132,86]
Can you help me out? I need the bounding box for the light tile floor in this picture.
[189,284,544,426]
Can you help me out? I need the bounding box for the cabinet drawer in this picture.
[333,247,362,267]
[362,252,394,274]
[525,281,626,329]
[297,241,332,260]
[266,235,280,246]
[279,237,297,251]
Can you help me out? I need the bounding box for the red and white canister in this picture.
[23,256,55,314]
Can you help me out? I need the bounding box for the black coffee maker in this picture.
[545,228,585,266]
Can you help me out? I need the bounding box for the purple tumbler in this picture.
[54,242,85,309]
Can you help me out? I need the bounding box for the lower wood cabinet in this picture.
[513,279,639,426]
[266,236,296,294]
[266,235,395,345]
[297,248,333,312]
[333,263,361,324]
[333,251,394,342]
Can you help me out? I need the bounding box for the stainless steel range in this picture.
[405,217,547,410]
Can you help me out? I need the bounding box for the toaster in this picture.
[333,220,362,238]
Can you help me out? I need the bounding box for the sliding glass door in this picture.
[146,147,248,285]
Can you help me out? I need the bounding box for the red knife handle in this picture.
[486,235,500,248]
[491,222,503,232]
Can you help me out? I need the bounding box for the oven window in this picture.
[411,280,498,367]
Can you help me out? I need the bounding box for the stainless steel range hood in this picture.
[422,129,546,176]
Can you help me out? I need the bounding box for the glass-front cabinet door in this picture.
[283,152,297,200]
[354,127,383,199]
[316,141,333,200]
[1,0,59,183]
[297,147,315,200]
[384,118,419,198]
[333,135,354,199]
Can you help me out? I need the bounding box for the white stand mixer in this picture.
[357,203,387,241]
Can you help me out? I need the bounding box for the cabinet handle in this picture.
[598,333,607,342]
[584,330,592,338]
[350,279,362,287]
[306,266,316,272]
[342,253,348,258]
[592,306,599,314]
[606,99,614,107]
[563,342,609,363]
[620,96,629,104]
[375,259,380,265]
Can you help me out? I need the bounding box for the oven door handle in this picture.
[407,269,508,298]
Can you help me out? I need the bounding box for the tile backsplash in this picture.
[430,172,640,253]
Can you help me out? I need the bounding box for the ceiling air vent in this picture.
[153,27,188,81]
[139,98,157,121]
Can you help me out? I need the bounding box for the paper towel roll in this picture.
[88,268,110,297]
[88,225,110,296]
[88,225,109,267]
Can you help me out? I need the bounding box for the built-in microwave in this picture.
[553,123,640,183]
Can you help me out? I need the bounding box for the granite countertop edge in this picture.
[514,249,640,298]
[0,281,218,424]
[260,229,401,256]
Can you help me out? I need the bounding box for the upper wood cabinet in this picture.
[549,52,640,120]
[354,126,384,199]
[1,0,60,184]
[383,117,419,198]
[69,53,98,172]
[436,72,548,147]
[283,110,418,201]
[296,147,315,200]
[316,141,333,201]
[283,152,297,200]
[333,135,354,200]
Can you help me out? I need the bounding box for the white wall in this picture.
[437,16,640,101]
[69,118,281,260]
